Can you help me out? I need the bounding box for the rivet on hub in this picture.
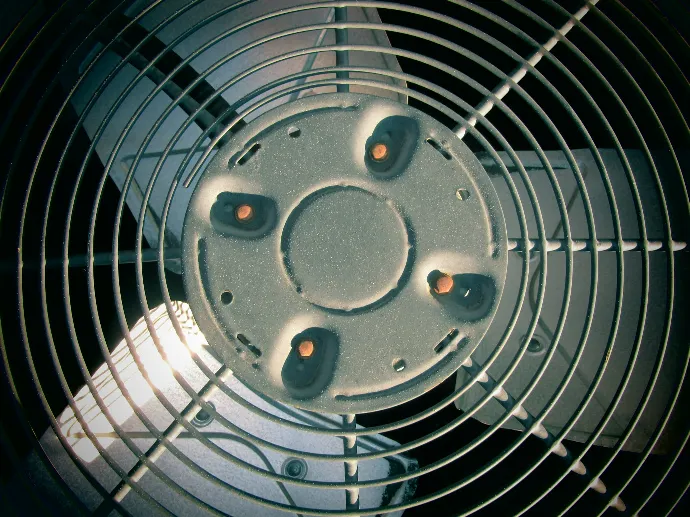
[433,274,454,295]
[235,204,255,223]
[369,142,389,162]
[297,339,315,358]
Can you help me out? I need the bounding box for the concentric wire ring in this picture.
[1,1,687,515]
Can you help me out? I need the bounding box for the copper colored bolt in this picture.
[369,142,389,162]
[297,339,315,358]
[235,204,254,223]
[433,274,454,295]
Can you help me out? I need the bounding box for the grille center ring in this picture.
[280,185,411,313]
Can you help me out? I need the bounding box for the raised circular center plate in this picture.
[281,186,411,312]
[182,93,508,414]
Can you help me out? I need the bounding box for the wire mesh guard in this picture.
[0,1,688,516]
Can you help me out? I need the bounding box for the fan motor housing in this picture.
[182,93,507,413]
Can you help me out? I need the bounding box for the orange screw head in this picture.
[235,204,254,223]
[433,274,454,295]
[297,339,315,358]
[369,142,389,162]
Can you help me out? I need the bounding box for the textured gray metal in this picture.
[182,93,507,413]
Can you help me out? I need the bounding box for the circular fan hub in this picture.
[182,93,508,413]
[282,185,410,312]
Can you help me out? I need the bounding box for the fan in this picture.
[1,0,688,516]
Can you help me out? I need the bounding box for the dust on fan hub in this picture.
[182,93,508,413]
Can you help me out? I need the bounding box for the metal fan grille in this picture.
[0,1,687,516]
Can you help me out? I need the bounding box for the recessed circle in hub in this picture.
[281,186,410,313]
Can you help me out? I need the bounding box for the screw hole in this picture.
[220,291,234,304]
[236,333,262,357]
[282,458,308,479]
[456,188,470,201]
[288,126,301,138]
[393,359,406,372]
[192,402,215,427]
[237,143,261,165]
[527,338,543,354]
[426,138,452,160]
[435,329,460,354]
